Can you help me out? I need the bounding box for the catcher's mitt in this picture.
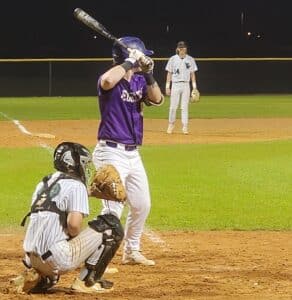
[190,88,200,103]
[10,268,41,294]
[88,164,127,202]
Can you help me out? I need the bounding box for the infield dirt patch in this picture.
[2,118,292,148]
[1,119,292,299]
[0,231,291,299]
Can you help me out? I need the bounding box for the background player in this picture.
[165,41,199,134]
[92,36,164,266]
[19,142,124,294]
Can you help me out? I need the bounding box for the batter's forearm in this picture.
[100,65,128,90]
[146,83,164,104]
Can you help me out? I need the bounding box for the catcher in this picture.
[13,142,125,294]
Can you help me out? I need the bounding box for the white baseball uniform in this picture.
[94,73,152,254]
[92,143,151,253]
[165,54,198,126]
[23,171,104,279]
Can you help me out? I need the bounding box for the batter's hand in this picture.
[139,56,154,73]
[128,48,145,63]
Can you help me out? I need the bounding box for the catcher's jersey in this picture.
[165,54,198,82]
[97,74,148,145]
[23,171,89,256]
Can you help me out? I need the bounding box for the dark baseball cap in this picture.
[177,41,187,48]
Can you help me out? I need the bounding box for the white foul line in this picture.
[144,227,168,251]
[0,111,54,153]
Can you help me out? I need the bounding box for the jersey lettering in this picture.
[121,89,143,103]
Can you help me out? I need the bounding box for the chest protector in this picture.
[21,173,73,227]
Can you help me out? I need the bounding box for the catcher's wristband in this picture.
[192,82,197,89]
[166,82,170,89]
[144,73,156,85]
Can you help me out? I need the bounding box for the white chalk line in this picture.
[144,227,168,251]
[0,112,55,139]
[1,111,165,247]
[0,112,54,153]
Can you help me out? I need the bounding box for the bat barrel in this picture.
[73,8,129,51]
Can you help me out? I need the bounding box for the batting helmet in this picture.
[112,36,154,64]
[54,142,92,184]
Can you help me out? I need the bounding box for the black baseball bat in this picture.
[73,8,128,51]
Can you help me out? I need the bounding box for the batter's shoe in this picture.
[166,123,175,134]
[182,126,189,134]
[71,278,113,294]
[122,250,155,266]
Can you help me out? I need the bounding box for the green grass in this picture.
[1,142,292,230]
[2,95,292,120]
[143,142,292,230]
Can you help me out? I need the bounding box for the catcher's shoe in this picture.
[122,250,155,266]
[105,267,118,274]
[182,126,189,135]
[166,123,175,134]
[71,278,113,294]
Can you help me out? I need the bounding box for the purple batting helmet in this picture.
[112,36,154,64]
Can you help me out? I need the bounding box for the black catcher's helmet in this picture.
[53,142,92,184]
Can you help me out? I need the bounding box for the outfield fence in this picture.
[0,58,291,96]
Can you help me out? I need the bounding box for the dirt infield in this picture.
[0,232,291,299]
[1,119,292,299]
[3,118,292,148]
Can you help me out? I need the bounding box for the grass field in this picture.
[2,94,292,120]
[1,95,292,230]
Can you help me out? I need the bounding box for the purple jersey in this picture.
[97,74,147,145]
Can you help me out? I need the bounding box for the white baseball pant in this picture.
[169,82,190,126]
[27,228,103,278]
[92,142,151,253]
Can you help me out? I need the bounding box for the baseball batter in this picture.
[92,36,164,266]
[19,142,124,294]
[165,41,199,134]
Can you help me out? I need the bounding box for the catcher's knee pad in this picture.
[88,214,124,242]
[86,214,124,287]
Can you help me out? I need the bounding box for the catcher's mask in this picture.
[112,36,154,65]
[53,142,93,185]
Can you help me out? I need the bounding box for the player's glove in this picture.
[88,164,127,203]
[139,56,154,73]
[10,268,41,294]
[127,48,145,63]
[190,88,200,103]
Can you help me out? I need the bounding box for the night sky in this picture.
[1,0,292,58]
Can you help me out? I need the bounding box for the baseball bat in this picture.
[73,8,128,51]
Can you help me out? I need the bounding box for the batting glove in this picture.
[127,48,145,63]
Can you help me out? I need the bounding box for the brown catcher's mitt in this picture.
[88,164,127,202]
[190,88,200,103]
[10,268,41,294]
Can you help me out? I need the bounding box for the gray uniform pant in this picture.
[169,82,190,126]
